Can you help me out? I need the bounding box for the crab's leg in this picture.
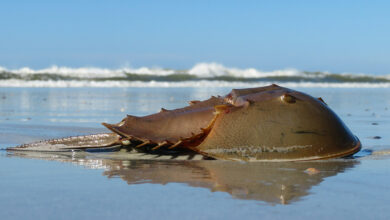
[7,133,122,152]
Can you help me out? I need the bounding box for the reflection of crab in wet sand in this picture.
[8,84,361,161]
[6,151,360,204]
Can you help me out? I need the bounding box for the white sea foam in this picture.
[1,79,390,88]
[0,65,175,78]
[188,62,303,78]
[2,66,125,78]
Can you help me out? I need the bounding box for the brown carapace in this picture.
[8,84,361,161]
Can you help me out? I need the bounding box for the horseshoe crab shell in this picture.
[101,84,360,161]
[196,86,361,161]
[8,84,361,161]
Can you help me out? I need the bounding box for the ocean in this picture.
[1,62,390,88]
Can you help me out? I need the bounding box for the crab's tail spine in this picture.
[6,133,122,152]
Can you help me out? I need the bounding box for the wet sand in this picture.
[1,87,390,219]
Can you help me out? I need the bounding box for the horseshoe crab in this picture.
[7,84,361,161]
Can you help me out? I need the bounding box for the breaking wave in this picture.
[0,63,389,88]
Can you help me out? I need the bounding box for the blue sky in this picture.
[0,0,389,74]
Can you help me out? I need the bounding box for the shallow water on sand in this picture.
[0,87,390,219]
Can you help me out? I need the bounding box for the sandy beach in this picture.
[0,86,389,219]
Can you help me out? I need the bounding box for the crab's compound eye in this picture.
[281,93,296,104]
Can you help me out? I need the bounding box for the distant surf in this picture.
[1,62,389,88]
